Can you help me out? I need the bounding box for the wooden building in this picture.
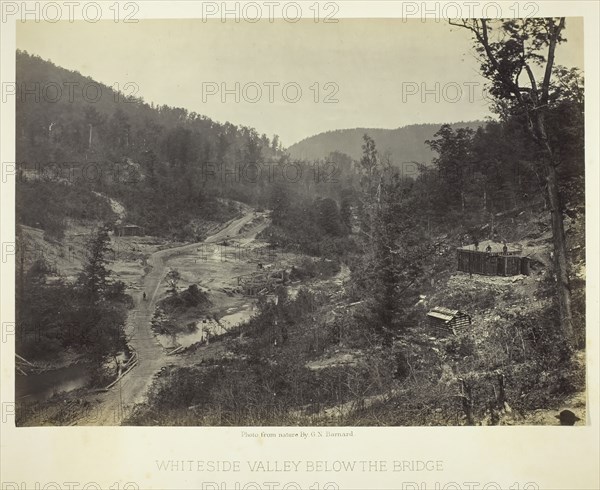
[114,224,145,237]
[457,241,530,277]
[427,307,472,334]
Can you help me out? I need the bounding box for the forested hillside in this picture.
[287,122,485,163]
[16,50,284,239]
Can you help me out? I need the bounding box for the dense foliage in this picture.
[16,228,132,366]
[16,50,283,239]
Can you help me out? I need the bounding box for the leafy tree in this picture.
[244,131,263,164]
[83,106,104,150]
[269,183,292,227]
[164,126,193,167]
[449,18,577,344]
[109,108,131,151]
[315,197,344,236]
[339,190,354,231]
[271,134,280,151]
[426,125,475,213]
[166,269,182,293]
[77,226,113,305]
[359,134,379,196]
[74,228,130,363]
[353,137,431,342]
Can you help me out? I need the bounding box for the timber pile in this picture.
[15,353,36,376]
[237,269,287,296]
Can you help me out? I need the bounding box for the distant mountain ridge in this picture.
[287,122,486,164]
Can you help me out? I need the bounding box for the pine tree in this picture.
[77,226,112,304]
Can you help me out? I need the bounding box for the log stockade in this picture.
[457,248,530,277]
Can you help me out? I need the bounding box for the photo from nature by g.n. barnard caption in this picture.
[14,17,585,426]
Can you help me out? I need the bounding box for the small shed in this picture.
[114,224,145,237]
[427,306,471,334]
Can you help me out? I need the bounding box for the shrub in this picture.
[289,257,341,281]
[158,284,211,314]
[444,334,476,358]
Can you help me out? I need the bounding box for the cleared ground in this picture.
[70,210,262,425]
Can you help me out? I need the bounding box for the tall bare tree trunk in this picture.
[538,114,574,342]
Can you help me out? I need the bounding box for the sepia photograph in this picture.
[9,12,588,432]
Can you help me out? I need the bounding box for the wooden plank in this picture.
[507,256,520,275]
[521,257,530,275]
[15,353,35,366]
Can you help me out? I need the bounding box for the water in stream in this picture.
[15,364,91,403]
[157,305,256,349]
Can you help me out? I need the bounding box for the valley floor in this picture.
[16,206,586,427]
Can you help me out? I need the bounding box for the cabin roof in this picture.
[117,224,143,229]
[427,306,468,322]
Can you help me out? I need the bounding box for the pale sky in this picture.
[17,18,584,147]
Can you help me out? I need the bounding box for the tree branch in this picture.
[541,17,565,105]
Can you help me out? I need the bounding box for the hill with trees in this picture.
[287,122,486,165]
[16,50,285,240]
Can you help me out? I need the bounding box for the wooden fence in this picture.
[457,249,530,276]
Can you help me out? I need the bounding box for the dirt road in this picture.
[73,211,256,425]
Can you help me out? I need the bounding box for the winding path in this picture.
[73,211,255,425]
